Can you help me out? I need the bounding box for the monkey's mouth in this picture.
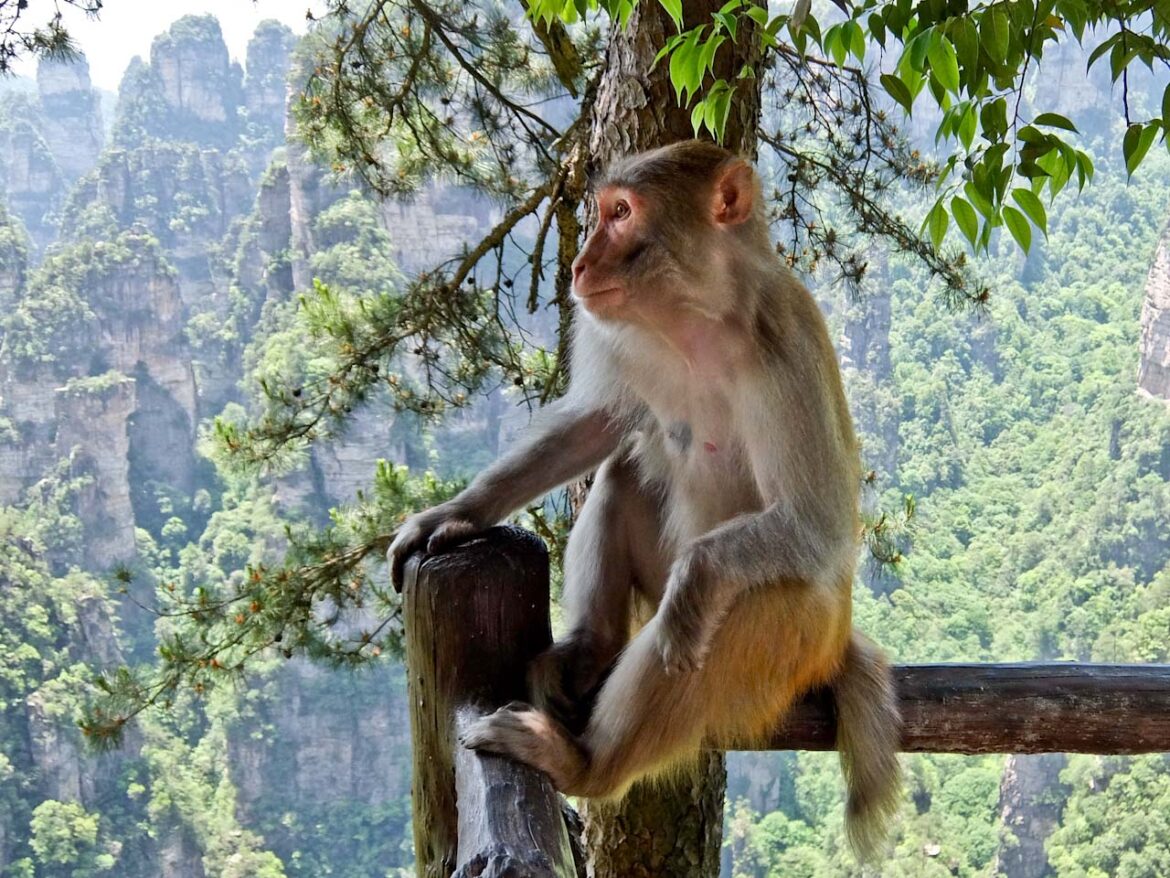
[575,286,625,305]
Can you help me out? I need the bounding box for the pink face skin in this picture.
[570,186,644,319]
[571,162,754,327]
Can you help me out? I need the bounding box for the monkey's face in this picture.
[571,185,672,321]
[572,147,761,325]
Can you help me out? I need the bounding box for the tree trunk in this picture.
[578,4,761,875]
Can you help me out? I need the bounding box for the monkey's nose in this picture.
[572,261,586,283]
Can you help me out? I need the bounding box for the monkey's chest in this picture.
[641,408,762,539]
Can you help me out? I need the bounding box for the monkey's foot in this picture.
[461,706,586,792]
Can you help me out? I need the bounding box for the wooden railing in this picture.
[402,526,1170,878]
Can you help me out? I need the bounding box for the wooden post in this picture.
[402,525,580,878]
[766,663,1170,754]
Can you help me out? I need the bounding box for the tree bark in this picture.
[577,4,762,876]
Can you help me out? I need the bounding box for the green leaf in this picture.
[1109,39,1140,82]
[1017,160,1050,179]
[1011,188,1047,236]
[1037,147,1071,194]
[958,103,977,150]
[847,20,866,61]
[1016,125,1046,144]
[880,73,913,113]
[953,18,979,80]
[744,4,769,26]
[908,30,930,72]
[657,0,683,31]
[1033,112,1078,132]
[964,180,994,219]
[652,33,685,67]
[698,33,727,76]
[713,11,738,40]
[1002,205,1032,252]
[981,7,1010,66]
[711,85,733,141]
[952,196,978,245]
[825,24,847,67]
[980,97,1008,141]
[668,27,704,104]
[1086,32,1122,70]
[927,32,960,93]
[691,100,707,137]
[1075,151,1094,191]
[925,200,949,249]
[1124,122,1158,176]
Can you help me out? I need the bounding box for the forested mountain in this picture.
[0,15,497,878]
[0,11,1167,878]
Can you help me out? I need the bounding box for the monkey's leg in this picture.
[528,451,669,732]
[529,583,848,798]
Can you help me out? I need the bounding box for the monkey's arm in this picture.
[388,402,626,588]
[656,497,854,674]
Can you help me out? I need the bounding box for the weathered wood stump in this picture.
[403,526,580,878]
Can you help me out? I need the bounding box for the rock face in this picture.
[0,205,27,311]
[0,233,197,562]
[314,405,409,507]
[243,21,298,148]
[838,258,900,489]
[286,129,342,292]
[35,56,104,182]
[0,55,104,252]
[227,661,414,869]
[1139,228,1170,402]
[113,16,245,150]
[994,754,1068,878]
[1027,41,1112,130]
[0,107,64,253]
[62,145,253,306]
[0,13,510,877]
[56,376,139,567]
[150,16,243,134]
[383,185,499,275]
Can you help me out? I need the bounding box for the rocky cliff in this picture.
[1139,226,1170,402]
[35,57,104,182]
[0,14,501,877]
[114,15,243,150]
[993,754,1068,878]
[0,54,104,253]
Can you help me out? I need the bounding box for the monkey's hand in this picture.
[387,501,486,592]
[654,554,718,675]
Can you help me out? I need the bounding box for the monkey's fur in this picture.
[389,141,901,858]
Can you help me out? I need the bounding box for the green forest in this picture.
[0,3,1168,877]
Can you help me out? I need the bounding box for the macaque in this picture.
[389,140,901,857]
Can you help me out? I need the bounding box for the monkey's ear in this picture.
[712,160,755,226]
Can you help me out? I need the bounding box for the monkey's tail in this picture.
[832,631,902,861]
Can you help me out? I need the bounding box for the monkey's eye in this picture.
[612,200,630,221]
